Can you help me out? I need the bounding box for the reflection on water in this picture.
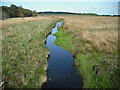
[45,22,83,88]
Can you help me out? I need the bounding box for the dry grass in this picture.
[1,15,58,28]
[61,15,118,30]
[79,30,118,53]
[2,16,59,88]
[54,15,119,88]
[61,15,118,53]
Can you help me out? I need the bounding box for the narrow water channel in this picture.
[45,22,83,88]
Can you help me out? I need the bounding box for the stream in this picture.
[45,22,83,88]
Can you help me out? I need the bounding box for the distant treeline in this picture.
[37,11,99,16]
[1,4,37,20]
[37,11,120,17]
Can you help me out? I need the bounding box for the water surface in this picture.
[45,22,83,88]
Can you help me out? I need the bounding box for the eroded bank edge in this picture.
[41,18,63,88]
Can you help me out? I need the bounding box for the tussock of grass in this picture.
[2,17,58,88]
[54,15,119,88]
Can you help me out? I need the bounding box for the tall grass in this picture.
[2,17,58,88]
[54,15,119,88]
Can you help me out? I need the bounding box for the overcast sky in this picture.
[1,0,119,15]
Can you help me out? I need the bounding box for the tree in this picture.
[9,4,20,17]
[2,12,9,20]
[18,6,24,17]
[32,10,37,16]
[1,6,9,20]
[2,4,37,19]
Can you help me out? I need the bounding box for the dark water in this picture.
[45,22,83,88]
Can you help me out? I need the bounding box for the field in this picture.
[1,15,119,88]
[54,15,119,88]
[2,16,59,88]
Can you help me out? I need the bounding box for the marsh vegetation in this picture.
[1,15,119,88]
[54,15,119,88]
[2,16,59,88]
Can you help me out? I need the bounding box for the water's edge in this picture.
[41,20,59,88]
[42,21,83,88]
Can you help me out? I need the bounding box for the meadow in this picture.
[2,16,59,88]
[1,15,119,88]
[54,15,119,88]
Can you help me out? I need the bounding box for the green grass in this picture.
[54,24,119,88]
[75,52,119,88]
[2,18,59,88]
[54,28,76,51]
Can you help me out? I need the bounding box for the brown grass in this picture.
[60,15,118,53]
[2,16,59,88]
[54,15,119,88]
[1,15,58,28]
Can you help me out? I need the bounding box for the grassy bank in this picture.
[54,15,119,88]
[2,16,59,88]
